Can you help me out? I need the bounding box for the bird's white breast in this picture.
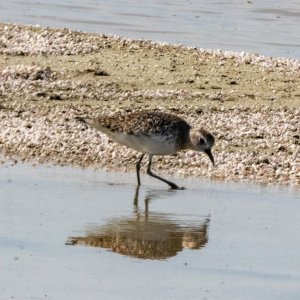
[107,131,177,155]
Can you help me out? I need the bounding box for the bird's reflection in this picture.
[67,187,210,260]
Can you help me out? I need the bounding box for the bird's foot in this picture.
[169,184,185,190]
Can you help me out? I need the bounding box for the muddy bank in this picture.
[0,23,299,185]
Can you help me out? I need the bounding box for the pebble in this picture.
[0,101,298,186]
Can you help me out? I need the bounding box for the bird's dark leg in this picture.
[133,186,140,207]
[146,155,180,189]
[136,153,145,186]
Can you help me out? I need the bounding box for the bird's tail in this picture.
[75,116,103,131]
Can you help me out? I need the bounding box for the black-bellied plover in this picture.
[76,111,215,189]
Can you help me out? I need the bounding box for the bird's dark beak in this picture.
[204,149,215,166]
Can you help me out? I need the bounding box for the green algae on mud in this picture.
[1,23,300,108]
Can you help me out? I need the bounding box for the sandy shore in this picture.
[0,23,299,186]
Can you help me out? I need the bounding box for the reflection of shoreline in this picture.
[67,187,210,260]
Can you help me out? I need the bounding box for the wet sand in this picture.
[1,163,300,299]
[0,23,299,186]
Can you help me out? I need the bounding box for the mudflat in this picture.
[0,23,299,185]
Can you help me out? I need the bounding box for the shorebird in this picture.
[76,110,215,189]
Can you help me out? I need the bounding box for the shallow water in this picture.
[1,163,300,299]
[1,0,300,58]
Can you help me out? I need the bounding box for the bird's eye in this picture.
[199,138,205,145]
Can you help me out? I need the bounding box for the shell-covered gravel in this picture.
[0,23,299,186]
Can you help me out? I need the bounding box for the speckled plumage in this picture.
[83,111,192,154]
[96,111,190,135]
[76,110,215,189]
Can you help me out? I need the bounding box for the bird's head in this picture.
[189,128,215,166]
